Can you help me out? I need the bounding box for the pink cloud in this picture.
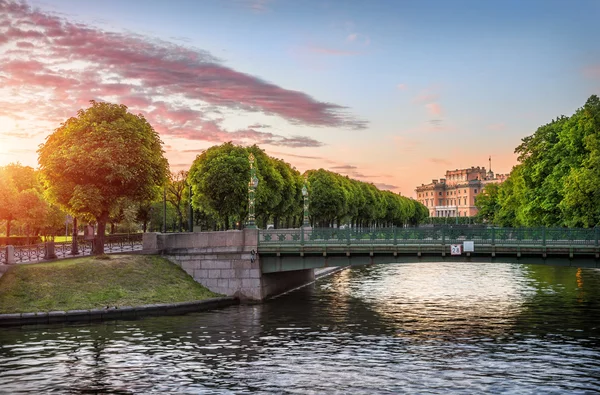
[583,65,600,79]
[345,33,370,46]
[487,123,506,131]
[396,83,407,90]
[412,93,439,104]
[0,0,366,150]
[429,157,451,165]
[425,102,443,116]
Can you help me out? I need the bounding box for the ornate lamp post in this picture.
[188,183,194,232]
[247,153,259,229]
[302,178,309,228]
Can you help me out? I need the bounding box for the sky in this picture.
[0,0,599,197]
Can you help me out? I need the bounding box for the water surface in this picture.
[1,262,599,394]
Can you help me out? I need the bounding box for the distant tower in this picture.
[487,156,494,179]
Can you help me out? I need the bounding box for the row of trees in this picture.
[4,101,428,253]
[476,95,600,227]
[187,143,429,230]
[0,163,65,238]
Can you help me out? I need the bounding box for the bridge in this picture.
[4,227,596,302]
[143,226,600,301]
[257,226,600,272]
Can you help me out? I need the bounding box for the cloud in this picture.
[181,149,206,153]
[248,123,271,129]
[396,83,407,90]
[412,93,439,104]
[429,158,451,165]
[330,164,358,170]
[345,32,369,46]
[306,46,361,56]
[374,182,399,191]
[237,0,273,13]
[487,122,506,131]
[0,0,366,149]
[267,151,324,160]
[425,102,443,116]
[583,65,600,79]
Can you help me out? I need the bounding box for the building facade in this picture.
[415,159,508,218]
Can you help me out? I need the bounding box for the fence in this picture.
[1,234,143,264]
[258,226,600,247]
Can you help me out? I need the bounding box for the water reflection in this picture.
[0,262,599,394]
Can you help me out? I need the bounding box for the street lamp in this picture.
[188,183,194,232]
[247,153,259,229]
[301,179,309,228]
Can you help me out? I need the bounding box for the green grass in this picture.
[43,236,72,243]
[0,255,221,314]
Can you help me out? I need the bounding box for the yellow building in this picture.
[415,158,508,218]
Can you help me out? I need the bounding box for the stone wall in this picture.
[142,229,314,301]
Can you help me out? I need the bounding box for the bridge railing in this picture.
[258,227,600,247]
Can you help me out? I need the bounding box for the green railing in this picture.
[258,226,600,247]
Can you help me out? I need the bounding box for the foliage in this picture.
[476,95,600,227]
[166,170,190,232]
[37,101,169,253]
[0,163,67,238]
[186,143,428,230]
[188,142,250,230]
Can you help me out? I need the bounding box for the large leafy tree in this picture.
[38,101,169,253]
[480,95,600,227]
[0,170,18,236]
[188,143,249,230]
[0,163,43,237]
[475,183,500,224]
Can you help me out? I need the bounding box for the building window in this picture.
[464,189,466,193]
[474,189,478,194]
[439,191,442,196]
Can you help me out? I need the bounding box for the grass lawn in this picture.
[0,255,221,314]
[43,236,72,243]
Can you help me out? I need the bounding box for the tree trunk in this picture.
[6,219,11,238]
[142,220,148,232]
[177,210,184,232]
[94,213,108,255]
[71,217,79,255]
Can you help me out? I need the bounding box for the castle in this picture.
[415,157,508,218]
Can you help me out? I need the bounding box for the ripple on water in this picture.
[0,262,599,394]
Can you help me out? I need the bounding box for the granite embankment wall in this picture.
[143,230,314,301]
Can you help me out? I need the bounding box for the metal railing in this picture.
[258,226,600,247]
[2,234,143,264]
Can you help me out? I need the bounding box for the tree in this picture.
[188,143,249,230]
[38,101,169,254]
[166,170,189,231]
[483,95,600,227]
[475,183,500,223]
[0,170,18,236]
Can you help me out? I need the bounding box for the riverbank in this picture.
[0,254,222,314]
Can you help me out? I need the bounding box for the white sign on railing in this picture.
[463,241,474,252]
[451,244,462,255]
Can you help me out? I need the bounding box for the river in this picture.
[1,262,599,394]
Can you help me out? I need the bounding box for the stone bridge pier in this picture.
[142,229,313,301]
